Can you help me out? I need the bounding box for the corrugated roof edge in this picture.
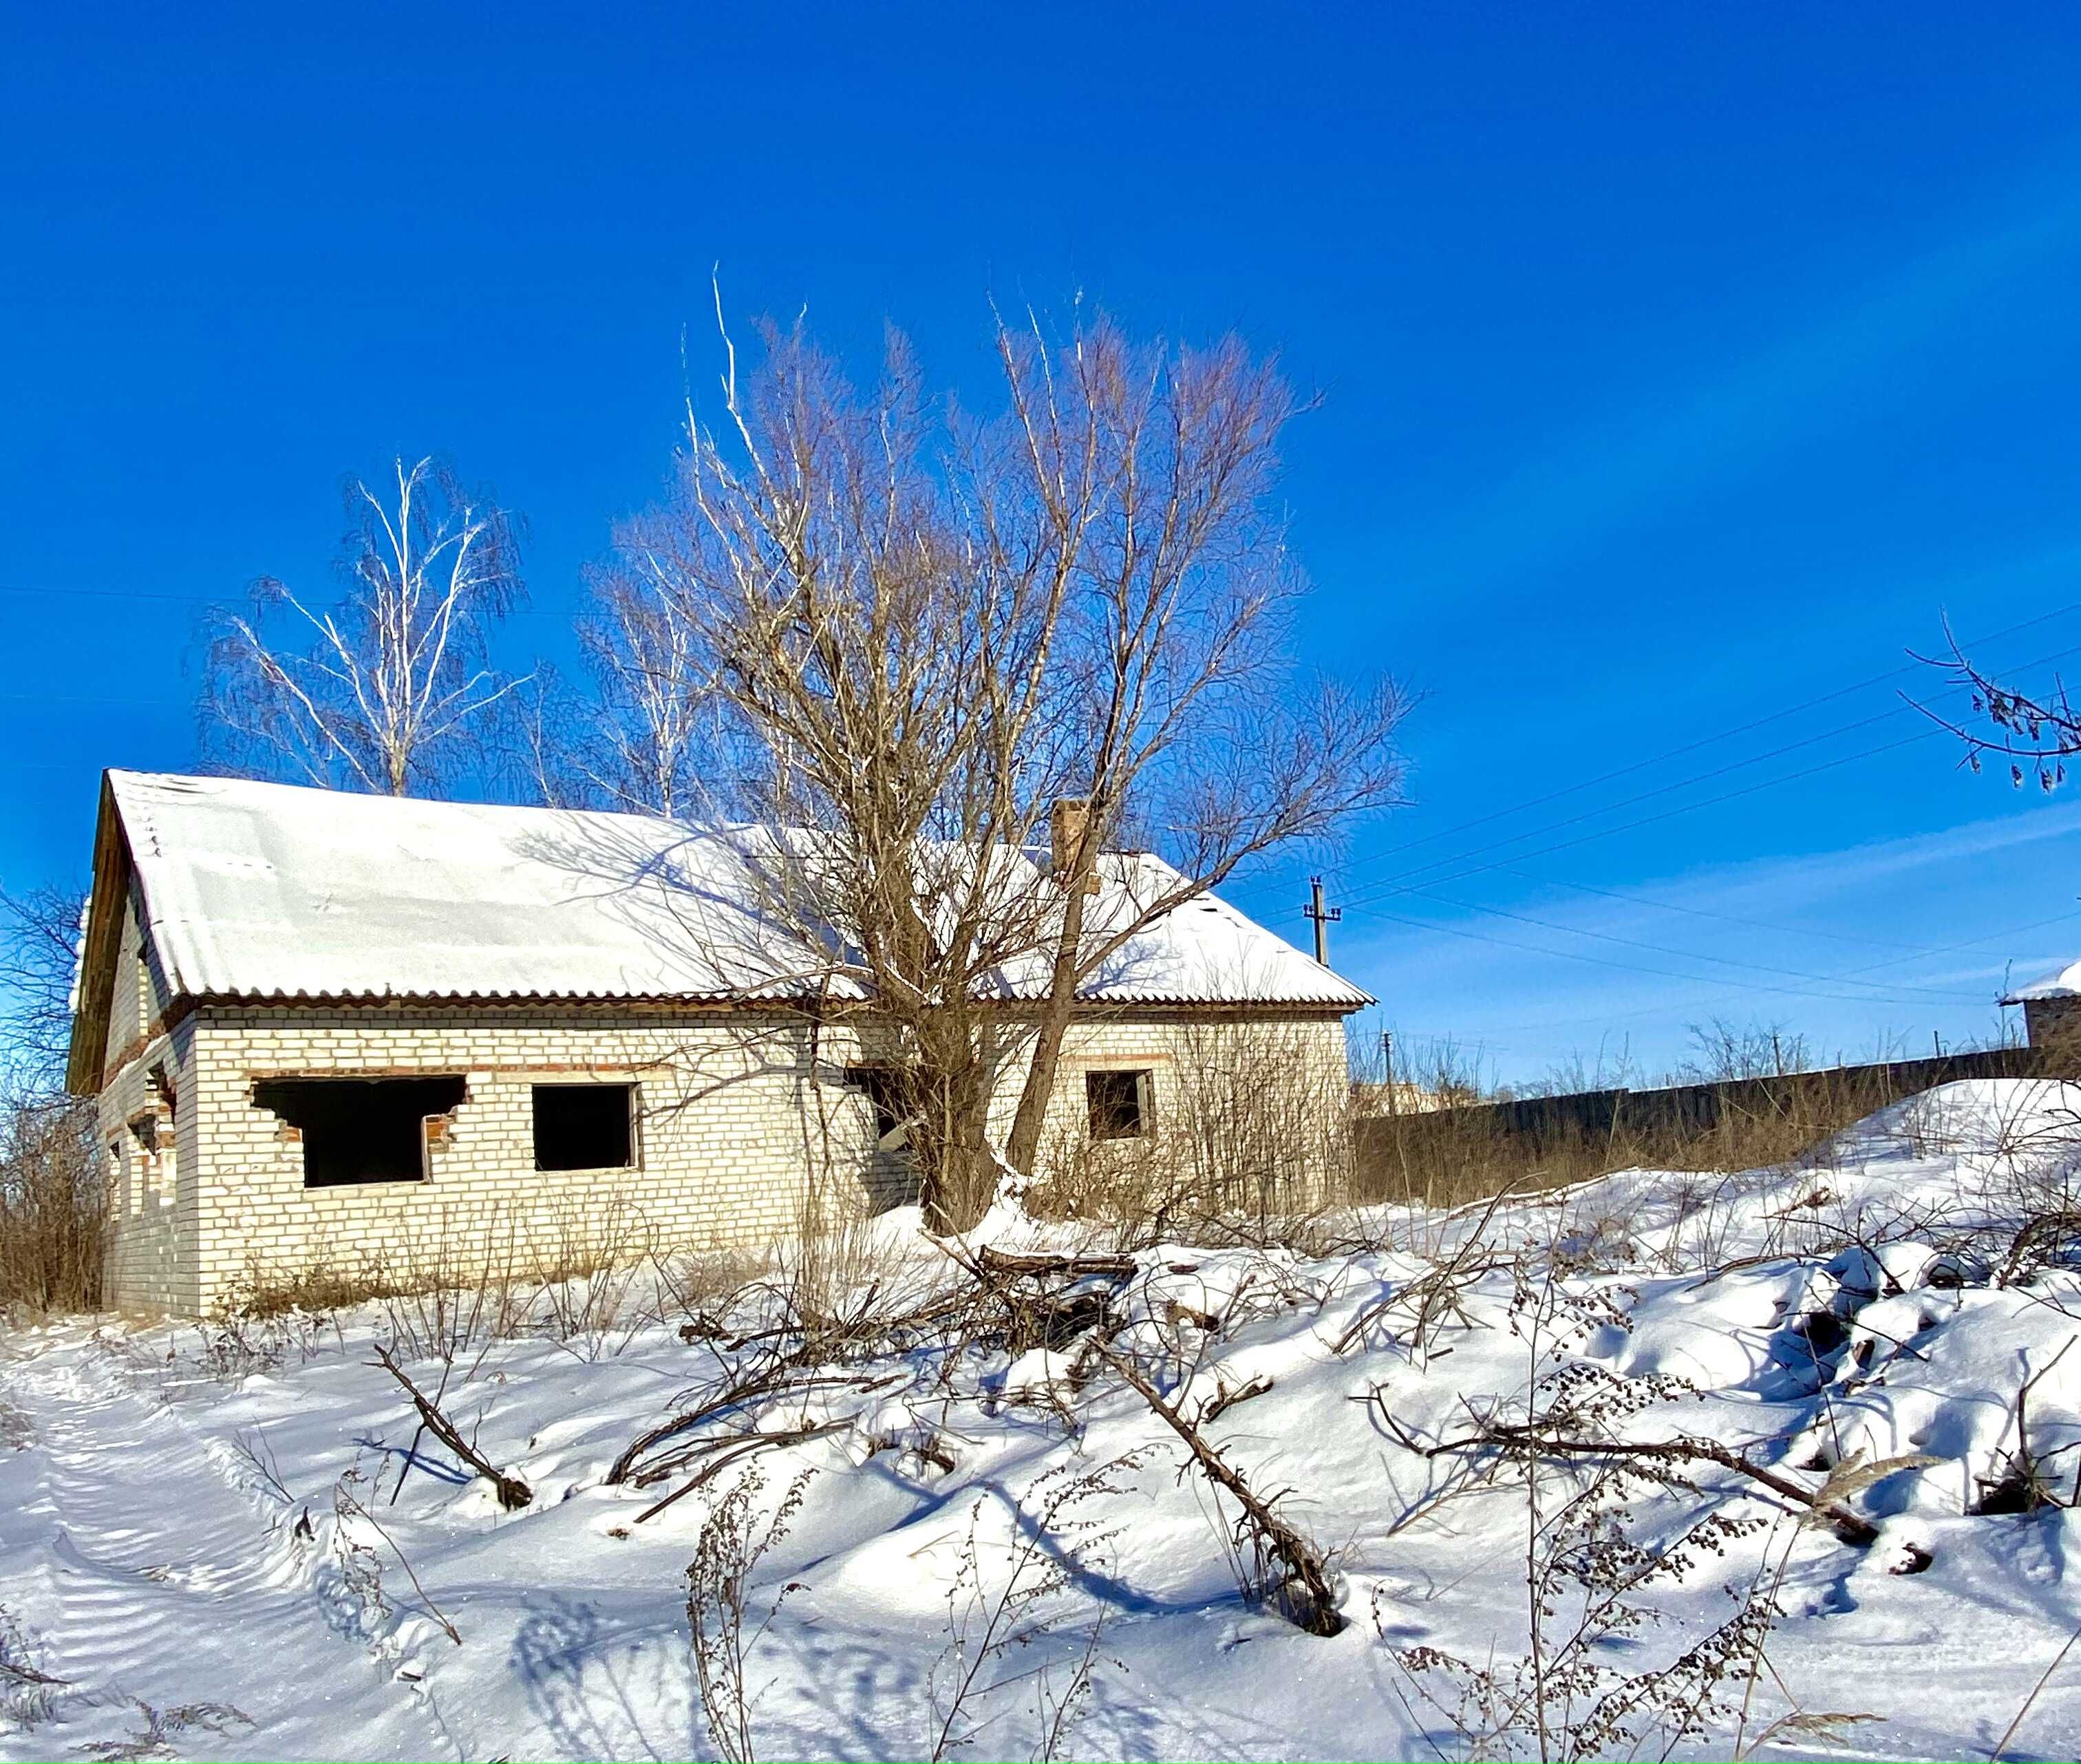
[178,986,1372,1010]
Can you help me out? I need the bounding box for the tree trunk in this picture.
[914,1014,1000,1234]
[1002,879,1091,1178]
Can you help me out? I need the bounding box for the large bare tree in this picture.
[619,308,1407,1228]
[201,456,528,796]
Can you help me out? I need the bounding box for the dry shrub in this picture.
[685,1463,816,1764]
[652,1244,768,1329]
[1024,1019,1359,1247]
[231,1253,410,1319]
[233,1189,695,1359]
[524,1190,660,1353]
[0,1096,106,1317]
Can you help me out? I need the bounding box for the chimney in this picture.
[1049,798,1101,893]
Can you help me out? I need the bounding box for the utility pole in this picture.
[1303,875,1342,966]
[1381,1029,1398,1115]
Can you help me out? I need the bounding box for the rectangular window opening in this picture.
[253,1076,466,1188]
[1087,1068,1153,1142]
[533,1083,635,1172]
[843,1066,908,1149]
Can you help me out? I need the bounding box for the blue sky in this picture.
[8,3,2081,1087]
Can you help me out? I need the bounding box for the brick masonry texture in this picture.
[98,896,1352,1314]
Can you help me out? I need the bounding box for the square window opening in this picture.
[1087,1068,1152,1142]
[253,1076,466,1188]
[533,1083,635,1172]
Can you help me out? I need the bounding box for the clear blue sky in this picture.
[8,3,2081,1087]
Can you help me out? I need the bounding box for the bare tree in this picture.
[570,548,712,816]
[490,532,714,815]
[630,304,1405,1229]
[0,886,103,1312]
[0,886,85,1098]
[200,456,528,796]
[498,661,589,810]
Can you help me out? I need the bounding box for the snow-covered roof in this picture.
[2003,959,2081,1004]
[94,771,1369,1015]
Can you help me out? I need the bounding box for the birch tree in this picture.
[570,546,712,816]
[201,456,527,796]
[633,308,1406,1228]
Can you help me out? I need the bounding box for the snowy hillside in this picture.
[8,1079,2081,1761]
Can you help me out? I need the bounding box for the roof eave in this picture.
[66,774,132,1095]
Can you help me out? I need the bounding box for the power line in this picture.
[1834,907,2081,979]
[0,690,187,710]
[1390,904,2081,1038]
[1400,885,1985,1000]
[1340,720,1945,915]
[1337,632,2081,918]
[1350,703,1923,906]
[1358,901,2001,1008]
[1483,863,1937,952]
[1343,594,2081,882]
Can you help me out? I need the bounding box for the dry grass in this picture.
[1357,1046,2075,1214]
[226,1191,764,1363]
[230,1254,413,1319]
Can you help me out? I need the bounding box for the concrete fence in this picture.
[1354,1045,2066,1204]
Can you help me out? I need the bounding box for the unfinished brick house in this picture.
[2003,959,2081,1049]
[67,772,1369,1315]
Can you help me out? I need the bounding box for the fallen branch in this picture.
[1409,1412,1888,1546]
[608,1358,859,1487]
[2000,1213,2081,1287]
[628,1373,897,1489]
[972,1246,1139,1282]
[635,1420,853,1525]
[629,1282,990,1486]
[1334,1178,1518,1357]
[1199,1374,1275,1425]
[948,1240,1138,1357]
[372,1345,531,1511]
[1092,1341,1343,1635]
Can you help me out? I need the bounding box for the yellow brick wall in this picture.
[99,1001,1352,1315]
[96,889,194,1311]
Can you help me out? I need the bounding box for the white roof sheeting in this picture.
[105,772,1369,1012]
[2003,959,2081,1004]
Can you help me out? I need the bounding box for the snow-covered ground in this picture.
[9,1078,2081,1761]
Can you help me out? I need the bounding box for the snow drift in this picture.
[6,1079,2081,1760]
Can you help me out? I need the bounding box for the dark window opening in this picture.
[253,1076,466,1188]
[1087,1068,1152,1141]
[843,1066,908,1148]
[533,1083,634,1172]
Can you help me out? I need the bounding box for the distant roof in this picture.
[89,770,1369,1019]
[2003,959,2081,1004]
